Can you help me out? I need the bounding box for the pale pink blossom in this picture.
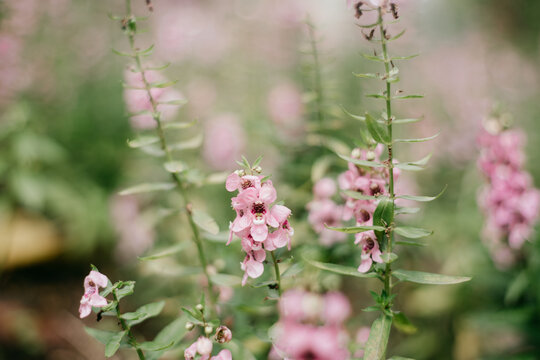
[356,232,383,273]
[267,82,305,138]
[196,336,213,355]
[210,349,232,360]
[354,327,371,358]
[79,270,109,319]
[307,179,346,246]
[203,114,246,171]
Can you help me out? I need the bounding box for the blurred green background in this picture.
[0,0,539,359]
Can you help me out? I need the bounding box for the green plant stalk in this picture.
[378,7,395,304]
[271,251,282,297]
[123,0,217,306]
[307,20,324,124]
[113,290,146,360]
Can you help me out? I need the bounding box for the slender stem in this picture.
[307,21,324,124]
[113,291,146,360]
[123,0,217,307]
[271,251,282,296]
[377,8,395,298]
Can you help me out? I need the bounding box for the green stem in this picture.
[377,7,395,300]
[113,291,146,360]
[307,20,324,124]
[271,251,282,296]
[123,0,217,307]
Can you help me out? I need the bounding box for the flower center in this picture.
[359,209,371,222]
[252,201,266,214]
[241,179,254,189]
[369,182,382,196]
[364,237,375,251]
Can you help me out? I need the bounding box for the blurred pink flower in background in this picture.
[307,178,346,246]
[123,68,184,129]
[477,125,540,268]
[110,195,155,263]
[271,290,350,360]
[203,114,246,171]
[267,82,305,139]
[354,327,371,358]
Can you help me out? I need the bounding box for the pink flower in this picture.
[313,178,337,199]
[354,327,371,358]
[323,292,352,325]
[79,270,109,319]
[196,336,213,356]
[214,326,233,344]
[210,349,232,360]
[267,82,305,139]
[356,232,383,273]
[184,341,198,360]
[203,114,246,171]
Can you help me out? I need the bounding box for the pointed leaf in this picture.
[168,134,203,151]
[326,224,385,234]
[122,301,165,327]
[338,154,385,168]
[394,133,439,143]
[304,258,378,278]
[394,226,433,239]
[366,93,388,100]
[127,136,159,148]
[373,198,394,248]
[341,106,366,122]
[395,240,426,247]
[392,94,424,100]
[354,72,379,79]
[393,312,417,334]
[364,314,392,360]
[362,53,385,62]
[391,54,420,60]
[85,328,126,357]
[192,209,219,235]
[394,154,432,171]
[393,269,471,285]
[392,117,422,125]
[397,185,447,202]
[115,281,135,300]
[162,120,197,130]
[164,161,187,173]
[150,80,178,88]
[394,207,420,215]
[119,182,176,195]
[138,243,186,261]
[366,113,391,144]
[388,29,406,41]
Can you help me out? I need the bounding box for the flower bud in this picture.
[351,148,362,159]
[196,336,213,355]
[195,303,204,312]
[185,321,195,331]
[253,165,262,173]
[366,151,376,161]
[204,325,213,335]
[214,325,233,344]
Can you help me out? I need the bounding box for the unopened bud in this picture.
[253,166,262,173]
[195,304,204,312]
[366,151,376,161]
[204,326,213,335]
[214,325,233,344]
[185,322,195,331]
[351,148,362,159]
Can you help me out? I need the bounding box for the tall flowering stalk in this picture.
[116,0,218,306]
[304,2,471,358]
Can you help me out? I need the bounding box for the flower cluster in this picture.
[184,336,232,360]
[79,270,109,319]
[338,146,390,272]
[306,178,346,246]
[123,68,184,130]
[477,125,540,267]
[270,290,351,360]
[226,170,294,285]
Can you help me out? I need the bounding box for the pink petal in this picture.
[357,257,372,273]
[251,222,269,242]
[246,259,264,278]
[259,183,277,204]
[225,172,241,192]
[89,270,109,288]
[271,205,291,224]
[90,294,108,307]
[79,302,92,319]
[231,214,251,232]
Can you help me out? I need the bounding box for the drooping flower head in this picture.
[79,270,109,319]
[226,162,293,285]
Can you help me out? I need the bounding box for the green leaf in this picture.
[304,258,379,278]
[181,307,204,324]
[157,98,187,106]
[394,226,433,239]
[392,94,424,100]
[116,281,135,300]
[364,315,392,360]
[388,29,406,41]
[388,356,416,360]
[282,262,304,278]
[392,117,422,124]
[394,207,420,215]
[394,133,439,143]
[162,120,197,130]
[325,224,385,234]
[338,154,385,168]
[395,240,426,247]
[145,316,189,360]
[138,340,174,351]
[150,80,178,88]
[393,269,471,285]
[366,93,388,100]
[396,185,447,202]
[381,253,398,264]
[85,328,126,358]
[342,190,387,201]
[373,198,394,247]
[168,134,204,151]
[505,271,528,305]
[163,161,187,173]
[366,113,391,144]
[112,48,134,57]
[340,106,366,122]
[210,273,243,287]
[356,20,381,28]
[127,136,159,148]
[119,182,176,195]
[192,209,219,235]
[394,154,432,171]
[362,53,385,62]
[138,243,186,261]
[354,72,379,79]
[121,301,165,327]
[393,312,417,334]
[391,54,420,61]
[252,155,263,168]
